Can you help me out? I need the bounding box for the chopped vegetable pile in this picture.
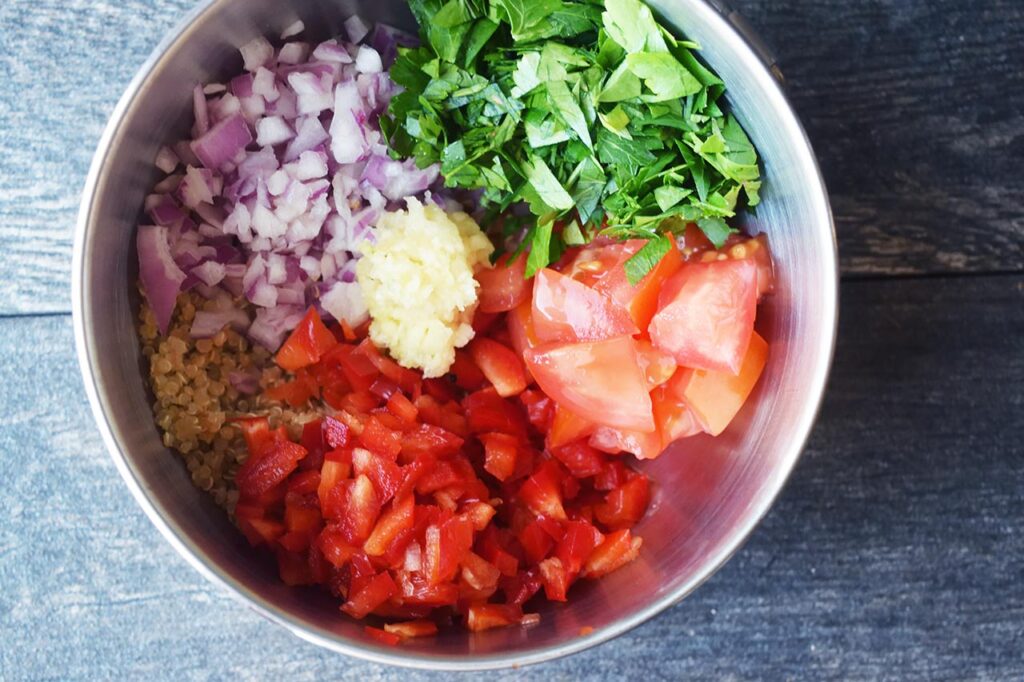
[385,0,762,281]
[134,0,775,642]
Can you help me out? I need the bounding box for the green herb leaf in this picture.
[524,219,555,277]
[625,52,702,101]
[525,156,575,211]
[623,233,672,284]
[547,80,593,148]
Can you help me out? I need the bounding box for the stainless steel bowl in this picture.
[72,0,837,670]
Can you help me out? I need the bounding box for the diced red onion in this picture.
[287,71,334,116]
[370,24,416,67]
[240,37,274,72]
[344,15,370,45]
[190,307,250,339]
[284,116,329,162]
[248,305,305,350]
[320,280,368,326]
[155,146,179,174]
[329,81,366,164]
[137,225,186,334]
[192,261,227,287]
[178,166,215,208]
[228,369,261,394]
[253,67,280,102]
[191,114,253,170]
[256,116,294,147]
[148,195,186,226]
[355,46,382,74]
[313,40,354,64]
[277,42,310,66]
[193,85,210,137]
[280,20,305,40]
[203,83,227,95]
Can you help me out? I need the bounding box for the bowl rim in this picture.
[72,0,838,670]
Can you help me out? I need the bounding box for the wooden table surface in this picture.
[1,0,1022,679]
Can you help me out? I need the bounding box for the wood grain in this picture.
[1,275,1021,680]
[0,0,1022,314]
[734,0,1024,276]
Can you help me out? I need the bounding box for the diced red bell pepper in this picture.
[236,439,307,500]
[423,514,475,585]
[338,474,381,545]
[480,432,518,482]
[275,306,339,372]
[400,424,464,460]
[342,571,398,619]
[358,415,403,460]
[386,391,419,424]
[595,475,651,530]
[364,625,400,646]
[352,447,402,504]
[556,519,603,574]
[538,556,570,602]
[364,495,415,557]
[317,525,359,568]
[517,519,554,564]
[463,388,529,440]
[449,349,488,391]
[518,460,568,521]
[469,338,528,398]
[460,551,501,591]
[519,389,554,433]
[237,516,284,547]
[384,619,439,639]
[465,604,524,632]
[276,548,314,586]
[501,568,542,606]
[398,571,460,606]
[582,529,642,578]
[550,441,607,478]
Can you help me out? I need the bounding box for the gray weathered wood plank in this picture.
[1,274,1021,680]
[1,0,1022,315]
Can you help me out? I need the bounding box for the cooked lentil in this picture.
[138,290,314,514]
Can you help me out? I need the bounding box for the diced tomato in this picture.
[582,529,642,578]
[550,441,607,478]
[275,307,339,371]
[649,259,758,375]
[507,301,539,359]
[480,432,518,481]
[595,476,650,530]
[465,604,524,632]
[524,338,654,433]
[338,474,381,545]
[384,619,439,639]
[518,460,568,521]
[678,223,715,259]
[364,625,400,646]
[532,268,638,344]
[476,252,529,313]
[723,233,774,298]
[568,238,684,331]
[589,425,663,460]
[469,338,528,398]
[364,495,415,556]
[671,330,768,436]
[651,381,703,444]
[236,439,307,500]
[423,514,475,585]
[342,571,398,619]
[635,339,677,390]
[546,405,597,450]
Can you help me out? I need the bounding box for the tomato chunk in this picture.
[476,252,529,313]
[673,330,768,436]
[531,268,639,344]
[524,337,654,432]
[507,301,539,360]
[469,338,528,398]
[649,259,758,375]
[275,307,339,371]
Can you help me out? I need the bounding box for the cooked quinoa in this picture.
[138,291,313,513]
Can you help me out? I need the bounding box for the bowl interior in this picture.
[74,0,835,669]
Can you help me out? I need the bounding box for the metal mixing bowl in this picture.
[72,0,837,670]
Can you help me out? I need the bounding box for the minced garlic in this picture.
[356,197,493,378]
